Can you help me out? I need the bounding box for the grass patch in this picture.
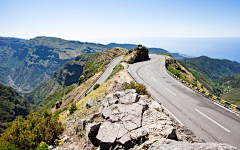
[105,64,124,82]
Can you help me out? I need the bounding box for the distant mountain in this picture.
[0,36,108,94]
[24,53,98,105]
[0,36,193,96]
[106,43,192,60]
[181,56,240,79]
[0,84,31,133]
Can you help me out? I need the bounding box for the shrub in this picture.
[123,81,151,97]
[93,84,100,90]
[0,110,64,149]
[69,104,77,115]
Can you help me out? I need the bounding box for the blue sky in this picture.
[1,0,240,42]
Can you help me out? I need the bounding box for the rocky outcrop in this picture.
[85,89,179,149]
[125,45,149,64]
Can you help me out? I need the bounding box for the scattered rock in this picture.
[84,98,96,109]
[86,123,101,147]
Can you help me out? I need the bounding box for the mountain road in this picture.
[128,54,240,148]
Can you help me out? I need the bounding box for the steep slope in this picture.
[181,56,240,79]
[0,36,107,94]
[0,84,31,133]
[24,53,98,105]
[34,47,127,113]
[213,73,240,106]
[179,58,240,106]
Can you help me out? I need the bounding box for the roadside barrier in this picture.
[167,70,240,112]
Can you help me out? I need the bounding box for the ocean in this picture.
[91,37,240,63]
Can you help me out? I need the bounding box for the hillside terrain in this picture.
[24,53,98,105]
[33,47,127,113]
[0,36,192,96]
[0,84,31,133]
[179,56,240,106]
[0,36,107,94]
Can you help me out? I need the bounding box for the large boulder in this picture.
[119,93,138,104]
[96,121,120,149]
[126,45,149,64]
[102,103,143,129]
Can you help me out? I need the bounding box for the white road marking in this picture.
[162,105,184,125]
[195,108,231,133]
[165,87,176,96]
[151,77,157,82]
[163,66,192,92]
[146,72,149,75]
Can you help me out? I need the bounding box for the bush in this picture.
[93,84,100,90]
[123,81,150,97]
[69,104,77,115]
[0,110,64,149]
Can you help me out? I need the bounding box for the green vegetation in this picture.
[0,84,31,133]
[105,64,124,82]
[168,66,185,79]
[179,57,240,106]
[25,53,98,105]
[181,56,240,79]
[123,81,151,97]
[33,84,77,113]
[69,103,77,115]
[79,47,127,84]
[0,36,107,94]
[0,110,64,149]
[93,84,100,90]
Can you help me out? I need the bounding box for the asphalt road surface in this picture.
[88,55,124,92]
[128,54,240,148]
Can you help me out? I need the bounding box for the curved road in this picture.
[128,54,240,148]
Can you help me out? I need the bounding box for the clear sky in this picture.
[1,0,240,42]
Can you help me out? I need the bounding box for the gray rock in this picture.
[119,93,138,104]
[116,123,128,139]
[137,98,148,111]
[107,97,119,105]
[48,145,53,149]
[86,123,101,147]
[119,133,131,145]
[96,121,120,149]
[102,99,109,108]
[74,146,83,150]
[102,104,126,122]
[150,100,163,112]
[114,89,136,99]
[114,91,126,98]
[129,128,148,140]
[149,138,237,150]
[84,98,96,109]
